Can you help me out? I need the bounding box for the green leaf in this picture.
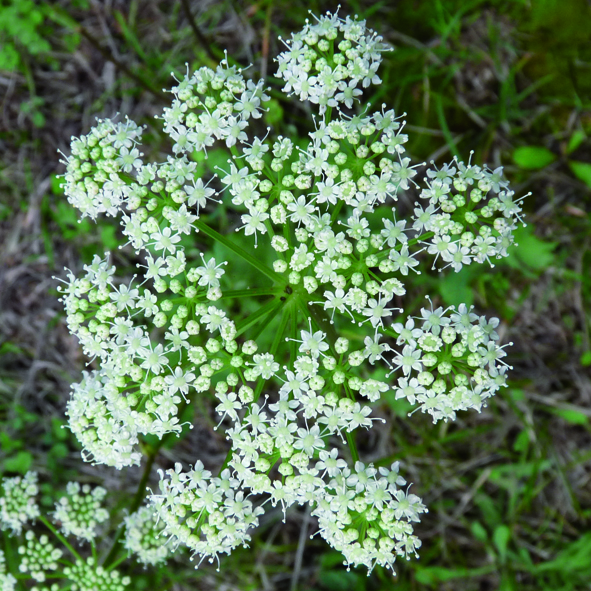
[569,160,591,189]
[493,525,511,563]
[51,418,69,441]
[0,433,23,454]
[4,451,33,474]
[50,173,64,196]
[475,493,502,527]
[48,443,69,458]
[513,429,530,452]
[415,566,492,585]
[382,390,413,417]
[438,266,475,307]
[471,521,488,543]
[318,570,366,591]
[99,225,120,251]
[508,388,525,402]
[513,146,556,169]
[550,407,588,425]
[567,130,586,154]
[508,225,557,271]
[581,351,591,367]
[264,98,284,126]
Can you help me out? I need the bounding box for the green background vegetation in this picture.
[0,0,590,589]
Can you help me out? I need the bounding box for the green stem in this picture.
[103,449,158,568]
[235,298,282,337]
[290,304,298,371]
[2,531,18,577]
[345,431,360,463]
[220,287,280,299]
[303,300,339,351]
[194,219,283,284]
[39,516,81,561]
[105,551,129,571]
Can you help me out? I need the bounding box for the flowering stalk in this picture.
[56,10,525,574]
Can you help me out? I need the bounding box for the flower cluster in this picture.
[123,506,169,566]
[0,473,132,589]
[419,159,525,270]
[57,11,523,575]
[63,557,130,591]
[53,482,109,542]
[60,251,237,468]
[276,11,389,112]
[18,531,62,582]
[152,330,430,570]
[0,472,40,535]
[391,302,510,422]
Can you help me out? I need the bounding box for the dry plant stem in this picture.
[77,25,167,103]
[180,0,217,62]
[43,6,167,103]
[290,508,310,591]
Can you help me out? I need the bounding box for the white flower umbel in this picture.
[391,302,511,422]
[0,472,40,535]
[58,10,523,576]
[276,11,390,114]
[63,557,130,591]
[123,506,169,566]
[52,482,109,542]
[18,531,63,582]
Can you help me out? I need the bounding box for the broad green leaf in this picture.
[533,532,591,574]
[0,433,23,454]
[569,160,591,189]
[513,429,530,452]
[264,98,284,126]
[493,525,511,562]
[507,225,557,271]
[51,418,69,441]
[99,225,119,251]
[508,388,525,402]
[382,391,413,417]
[471,521,488,543]
[475,493,502,527]
[415,565,494,585]
[4,451,33,474]
[318,570,366,591]
[550,407,588,425]
[438,266,475,307]
[49,443,69,458]
[581,351,591,367]
[50,173,64,195]
[513,146,556,169]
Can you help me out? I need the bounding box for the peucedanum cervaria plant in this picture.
[56,11,524,575]
[0,472,168,590]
